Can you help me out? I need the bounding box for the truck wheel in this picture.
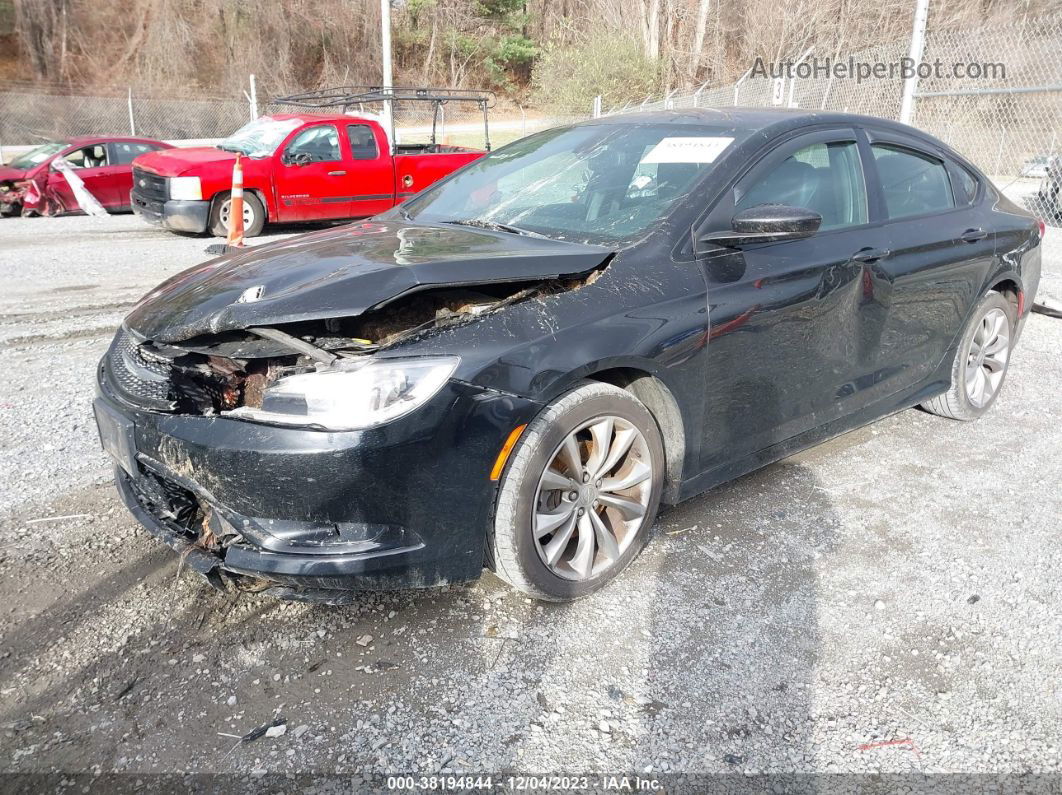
[921,290,1015,421]
[489,381,665,601]
[209,191,265,238]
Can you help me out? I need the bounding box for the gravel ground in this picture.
[0,213,1060,789]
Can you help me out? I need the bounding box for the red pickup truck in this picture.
[130,112,484,237]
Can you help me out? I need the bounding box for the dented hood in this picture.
[0,165,28,183]
[125,220,613,343]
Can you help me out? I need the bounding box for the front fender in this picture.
[401,257,711,485]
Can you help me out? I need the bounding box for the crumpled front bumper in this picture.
[0,186,23,215]
[96,360,542,597]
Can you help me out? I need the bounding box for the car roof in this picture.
[67,135,169,146]
[586,107,946,144]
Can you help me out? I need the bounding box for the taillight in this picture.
[1038,218,1046,239]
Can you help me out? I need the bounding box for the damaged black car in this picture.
[94,109,1042,602]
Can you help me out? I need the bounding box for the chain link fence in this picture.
[602,11,1062,227]
[0,83,573,157]
[0,84,256,147]
[3,11,1060,229]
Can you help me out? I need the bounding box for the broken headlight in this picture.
[227,356,459,431]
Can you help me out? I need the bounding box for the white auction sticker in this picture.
[641,136,735,164]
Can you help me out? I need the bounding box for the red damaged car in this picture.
[0,136,172,217]
[130,87,492,237]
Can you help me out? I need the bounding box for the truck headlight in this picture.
[228,356,459,431]
[168,176,202,201]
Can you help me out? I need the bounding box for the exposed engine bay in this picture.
[116,269,604,419]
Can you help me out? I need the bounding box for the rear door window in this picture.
[871,144,954,218]
[347,125,379,160]
[736,140,868,230]
[949,163,979,205]
[110,142,162,165]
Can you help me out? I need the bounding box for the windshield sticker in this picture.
[641,136,734,164]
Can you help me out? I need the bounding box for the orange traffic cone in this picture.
[226,153,245,247]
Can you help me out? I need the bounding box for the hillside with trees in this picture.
[5,0,1053,112]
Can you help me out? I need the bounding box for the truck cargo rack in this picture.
[274,86,497,152]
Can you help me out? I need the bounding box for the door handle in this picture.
[327,170,347,176]
[851,247,890,263]
[961,227,988,243]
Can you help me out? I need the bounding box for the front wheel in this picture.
[922,290,1015,420]
[489,381,665,601]
[208,191,265,238]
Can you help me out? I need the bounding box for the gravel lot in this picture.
[1,213,1060,788]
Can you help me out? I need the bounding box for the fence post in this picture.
[899,0,930,124]
[693,80,709,108]
[127,87,136,136]
[592,95,602,118]
[787,48,814,108]
[249,74,259,120]
[820,72,835,109]
[993,129,1006,176]
[733,65,754,106]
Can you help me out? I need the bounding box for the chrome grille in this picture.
[132,168,167,203]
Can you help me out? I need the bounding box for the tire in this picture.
[922,290,1015,421]
[208,191,265,238]
[489,381,665,601]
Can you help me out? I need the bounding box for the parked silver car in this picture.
[1021,154,1054,179]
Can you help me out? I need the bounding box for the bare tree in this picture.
[7,0,1061,104]
[13,0,69,81]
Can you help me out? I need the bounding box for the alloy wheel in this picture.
[965,306,1011,408]
[532,416,654,581]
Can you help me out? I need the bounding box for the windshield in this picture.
[402,124,740,244]
[8,141,66,169]
[219,117,302,157]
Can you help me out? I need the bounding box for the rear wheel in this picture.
[489,381,664,601]
[922,290,1015,421]
[208,191,265,238]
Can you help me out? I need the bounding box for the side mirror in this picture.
[697,204,822,250]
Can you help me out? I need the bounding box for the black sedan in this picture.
[94,109,1042,602]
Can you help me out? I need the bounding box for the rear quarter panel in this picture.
[990,190,1042,304]
[929,189,1041,366]
[394,151,484,201]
